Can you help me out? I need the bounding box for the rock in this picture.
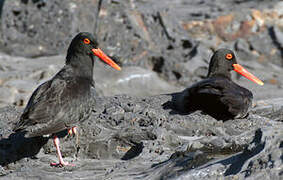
[94,65,182,96]
[93,0,197,84]
[235,38,257,61]
[270,26,283,58]
[272,26,283,48]
[0,53,183,107]
[251,98,283,122]
[0,53,64,107]
[0,94,282,179]
[0,87,17,107]
[1,0,98,57]
[174,127,283,180]
[180,43,212,84]
[1,0,283,86]
[248,30,281,66]
[0,0,283,178]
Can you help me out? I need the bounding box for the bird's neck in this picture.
[65,54,94,80]
[207,70,231,79]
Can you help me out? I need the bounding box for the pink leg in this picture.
[50,136,75,167]
[67,126,77,136]
[68,126,79,146]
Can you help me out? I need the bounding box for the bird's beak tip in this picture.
[233,64,264,86]
[91,48,121,71]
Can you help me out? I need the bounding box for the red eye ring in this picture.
[225,53,233,60]
[83,38,90,44]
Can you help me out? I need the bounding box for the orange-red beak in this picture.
[233,64,263,86]
[92,48,121,71]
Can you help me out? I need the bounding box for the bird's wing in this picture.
[13,77,70,135]
[220,86,253,116]
[194,78,252,116]
[177,78,225,111]
[189,78,224,96]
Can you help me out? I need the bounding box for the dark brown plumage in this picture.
[177,49,263,120]
[13,32,121,166]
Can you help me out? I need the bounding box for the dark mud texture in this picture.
[0,95,282,179]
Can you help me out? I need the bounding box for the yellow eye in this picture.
[83,38,90,44]
[225,53,233,60]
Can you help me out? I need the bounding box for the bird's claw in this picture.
[50,161,75,167]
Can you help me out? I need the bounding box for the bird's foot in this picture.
[50,161,75,167]
[51,136,75,168]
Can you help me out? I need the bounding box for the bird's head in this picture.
[208,49,263,85]
[66,32,121,71]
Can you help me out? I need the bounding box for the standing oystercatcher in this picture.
[13,32,121,167]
